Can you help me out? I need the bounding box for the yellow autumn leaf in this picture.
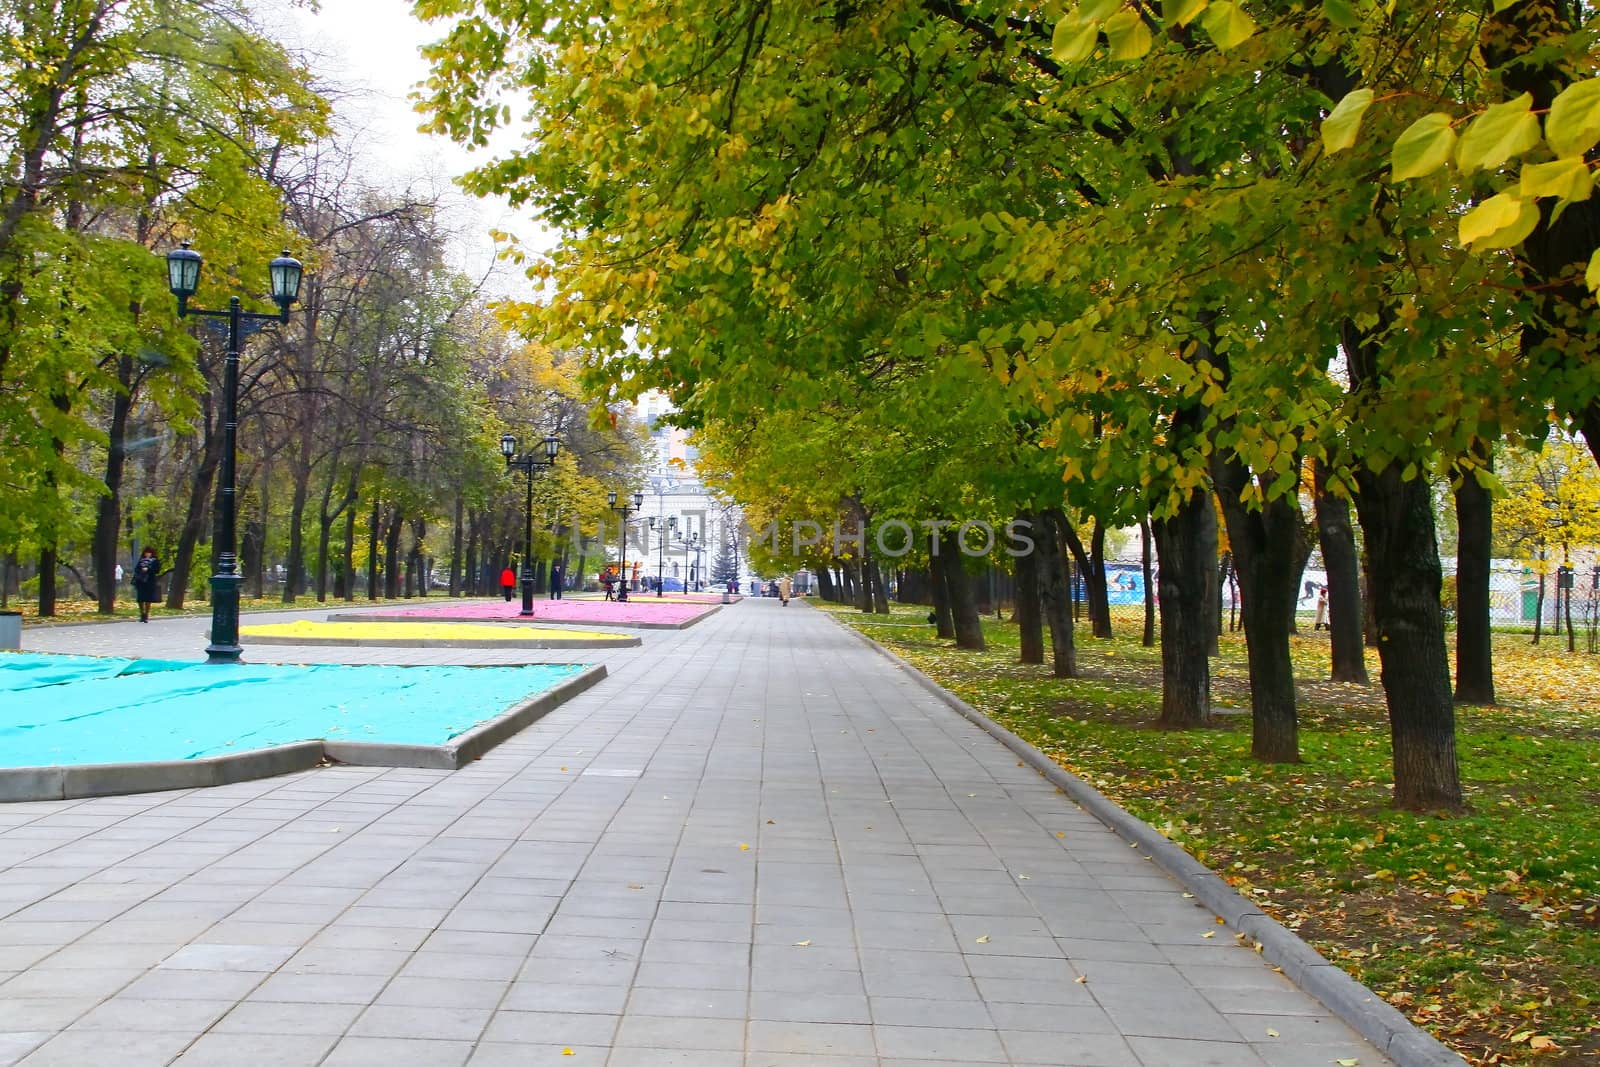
[1459,192,1539,250]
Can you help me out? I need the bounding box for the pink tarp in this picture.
[371,600,715,626]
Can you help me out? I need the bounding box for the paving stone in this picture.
[170,1032,337,1066]
[14,1028,194,1066]
[3,601,1402,1067]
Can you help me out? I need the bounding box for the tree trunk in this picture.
[1015,513,1044,665]
[1313,462,1370,684]
[37,547,57,617]
[1214,453,1303,763]
[816,564,836,601]
[871,559,889,614]
[1141,514,1156,647]
[929,543,955,640]
[366,497,381,601]
[384,508,403,599]
[167,407,221,610]
[1453,452,1496,705]
[941,531,985,650]
[93,365,134,613]
[1038,509,1077,678]
[1063,521,1112,638]
[1152,491,1213,729]
[1533,551,1546,644]
[450,494,464,596]
[281,460,312,604]
[1353,465,1463,811]
[1201,492,1220,656]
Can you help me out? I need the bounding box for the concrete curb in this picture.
[833,619,1468,1067]
[241,633,640,649]
[0,663,607,803]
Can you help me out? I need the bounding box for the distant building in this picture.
[630,391,743,589]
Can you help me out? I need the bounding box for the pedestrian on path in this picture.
[500,566,516,601]
[778,574,792,605]
[601,567,615,601]
[131,547,161,622]
[549,562,564,600]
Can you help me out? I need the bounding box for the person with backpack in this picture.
[131,547,162,623]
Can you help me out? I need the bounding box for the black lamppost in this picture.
[688,532,704,591]
[500,432,560,616]
[166,242,302,664]
[607,490,644,601]
[649,515,677,596]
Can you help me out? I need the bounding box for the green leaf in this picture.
[1321,0,1361,28]
[1104,10,1153,60]
[1200,1,1256,49]
[1492,0,1524,10]
[1322,88,1374,155]
[1586,248,1600,294]
[1391,113,1456,181]
[1079,0,1124,22]
[1519,157,1593,202]
[1164,0,1208,26]
[1459,192,1540,250]
[1545,79,1600,159]
[1455,94,1539,173]
[1052,19,1100,63]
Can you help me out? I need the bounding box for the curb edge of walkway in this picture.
[834,619,1469,1067]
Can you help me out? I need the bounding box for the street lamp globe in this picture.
[500,433,517,459]
[633,491,644,509]
[607,490,618,508]
[165,242,202,313]
[543,435,560,460]
[268,251,303,316]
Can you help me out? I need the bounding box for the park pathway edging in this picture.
[832,616,1470,1067]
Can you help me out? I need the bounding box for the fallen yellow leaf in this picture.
[976,935,990,944]
[794,939,811,947]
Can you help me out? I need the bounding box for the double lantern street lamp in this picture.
[680,530,703,593]
[500,433,561,616]
[607,490,644,601]
[649,515,677,596]
[165,242,302,664]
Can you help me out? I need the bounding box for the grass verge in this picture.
[818,600,1599,1067]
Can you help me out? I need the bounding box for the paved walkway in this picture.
[2,600,1393,1066]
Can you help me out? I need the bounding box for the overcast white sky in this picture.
[267,0,539,293]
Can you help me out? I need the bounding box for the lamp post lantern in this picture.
[502,432,561,616]
[650,515,678,595]
[165,242,301,664]
[608,490,644,601]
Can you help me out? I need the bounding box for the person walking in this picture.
[778,574,792,606]
[500,566,517,602]
[131,547,161,623]
[601,567,616,601]
[549,562,564,600]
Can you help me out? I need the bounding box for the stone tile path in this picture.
[1,600,1393,1066]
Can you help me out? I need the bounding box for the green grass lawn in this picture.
[817,600,1599,1067]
